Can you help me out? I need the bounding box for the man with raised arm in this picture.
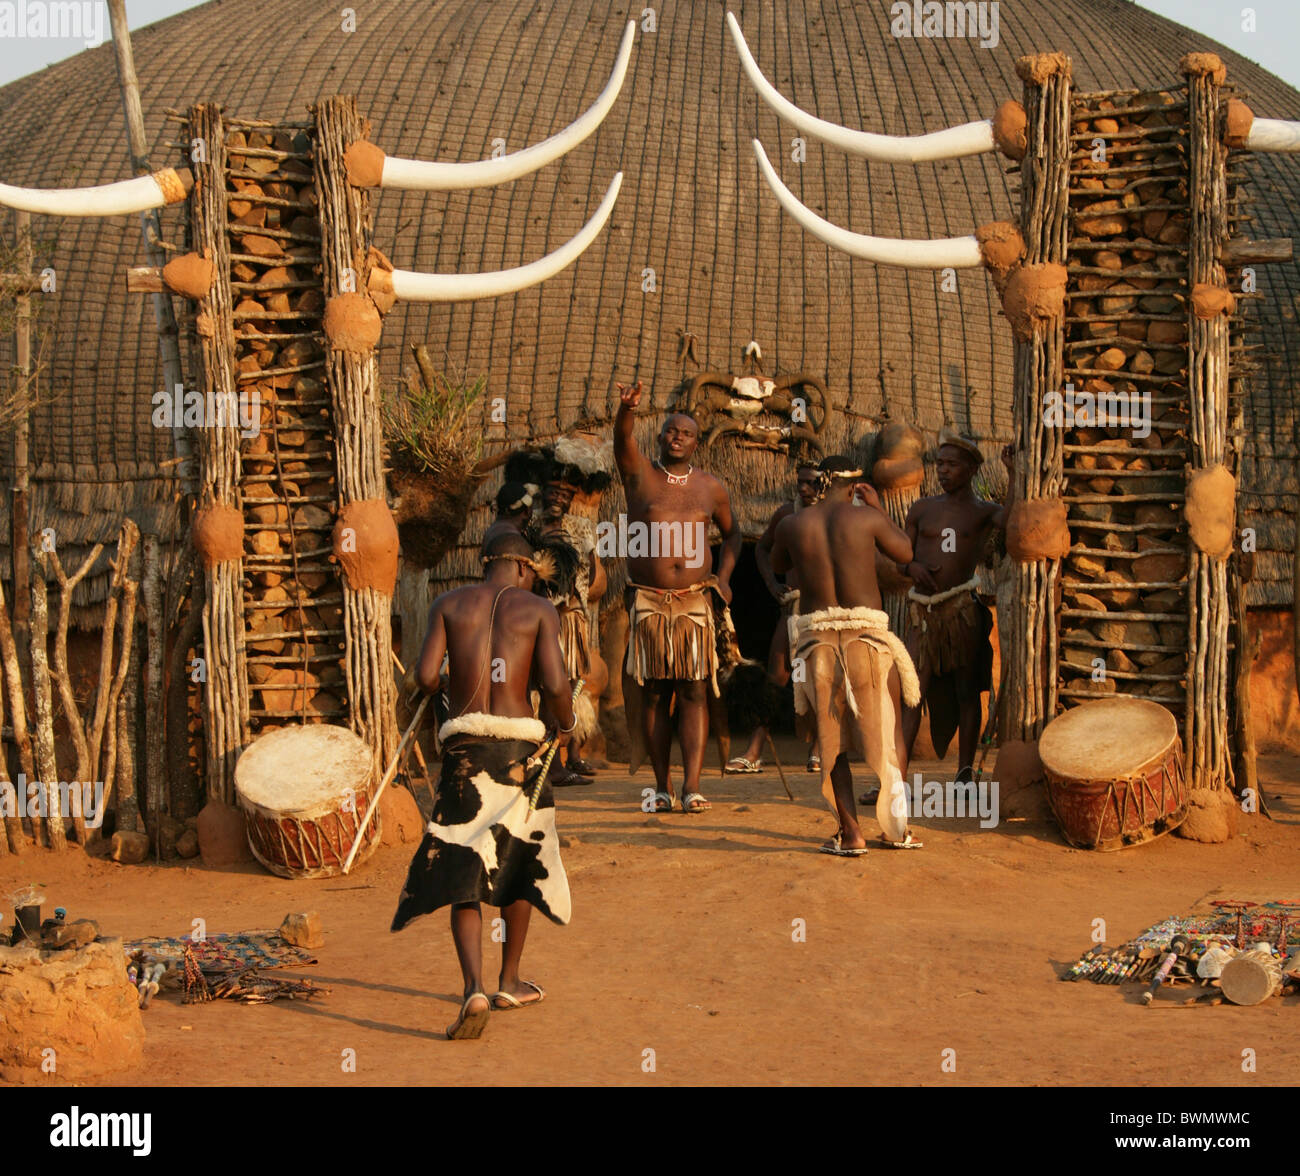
[391,529,575,1041]
[770,457,923,855]
[614,380,741,815]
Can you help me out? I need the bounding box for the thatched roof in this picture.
[0,0,1295,611]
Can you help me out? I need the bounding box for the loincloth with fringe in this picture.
[391,713,571,930]
[558,601,591,681]
[625,576,742,696]
[905,576,994,760]
[791,606,920,841]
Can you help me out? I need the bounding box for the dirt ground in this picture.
[2,744,1298,1088]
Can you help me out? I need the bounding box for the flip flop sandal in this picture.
[653,791,673,813]
[567,759,598,777]
[820,833,868,858]
[880,831,925,850]
[859,787,881,805]
[446,992,491,1040]
[681,792,712,814]
[492,980,546,1011]
[725,757,762,774]
[806,753,821,773]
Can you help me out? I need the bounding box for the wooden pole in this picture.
[141,534,166,824]
[10,211,31,667]
[1007,54,1071,743]
[314,96,400,768]
[188,103,249,804]
[107,0,192,490]
[28,571,62,850]
[1184,58,1232,793]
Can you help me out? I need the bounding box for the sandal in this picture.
[725,756,762,774]
[446,992,491,1040]
[567,759,598,778]
[492,980,545,1011]
[653,791,673,813]
[859,786,881,805]
[820,832,868,858]
[552,768,591,788]
[806,752,821,773]
[682,792,711,814]
[880,831,925,850]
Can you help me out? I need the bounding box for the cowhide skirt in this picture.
[391,731,572,930]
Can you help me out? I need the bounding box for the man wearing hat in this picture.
[898,430,1011,785]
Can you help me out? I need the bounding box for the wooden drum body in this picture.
[1040,698,1188,851]
[235,725,380,878]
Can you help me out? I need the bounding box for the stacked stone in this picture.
[1058,89,1192,706]
[226,121,347,730]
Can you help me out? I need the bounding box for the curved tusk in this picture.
[380,20,635,191]
[0,168,191,217]
[1244,118,1300,152]
[373,172,622,302]
[726,11,993,163]
[751,141,981,269]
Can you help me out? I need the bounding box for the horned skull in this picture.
[682,367,827,455]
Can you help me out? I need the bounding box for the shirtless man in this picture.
[899,433,1012,784]
[538,475,607,784]
[727,462,822,774]
[770,457,922,854]
[480,480,538,554]
[391,529,575,1040]
[615,381,741,814]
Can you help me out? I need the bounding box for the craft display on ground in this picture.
[1064,898,1300,1005]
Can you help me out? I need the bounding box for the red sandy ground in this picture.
[2,745,1297,1087]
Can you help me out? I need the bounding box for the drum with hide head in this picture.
[1040,698,1188,851]
[235,725,379,878]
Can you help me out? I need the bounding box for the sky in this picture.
[0,0,1296,89]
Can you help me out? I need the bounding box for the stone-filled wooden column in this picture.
[313,96,399,770]
[185,103,250,803]
[1181,54,1235,794]
[1001,53,1072,744]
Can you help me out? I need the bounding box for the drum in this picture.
[1219,948,1282,1006]
[235,725,379,878]
[1040,698,1188,851]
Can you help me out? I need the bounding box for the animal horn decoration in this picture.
[368,172,622,303]
[349,20,635,191]
[705,419,825,455]
[751,141,983,269]
[1243,120,1300,151]
[0,167,192,217]
[726,12,994,163]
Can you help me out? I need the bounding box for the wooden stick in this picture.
[763,731,794,801]
[342,694,429,874]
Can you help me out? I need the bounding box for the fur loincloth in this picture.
[905,577,994,759]
[625,578,734,695]
[391,717,571,929]
[791,606,919,842]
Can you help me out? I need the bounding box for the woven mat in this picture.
[1066,899,1300,984]
[123,931,316,974]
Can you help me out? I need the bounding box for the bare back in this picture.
[773,499,912,614]
[419,582,566,719]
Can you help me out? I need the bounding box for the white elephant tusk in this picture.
[726,11,994,163]
[751,141,982,268]
[373,172,622,302]
[0,168,190,217]
[379,20,635,190]
[1244,118,1300,152]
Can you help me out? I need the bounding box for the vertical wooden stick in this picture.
[28,573,62,850]
[142,535,166,825]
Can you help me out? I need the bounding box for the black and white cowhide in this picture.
[391,734,572,930]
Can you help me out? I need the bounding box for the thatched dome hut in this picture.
[0,0,1295,736]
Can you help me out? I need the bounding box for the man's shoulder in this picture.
[770,500,795,524]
